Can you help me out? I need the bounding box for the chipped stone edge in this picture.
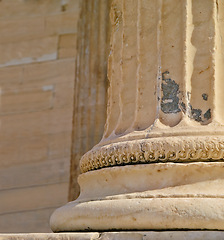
[4,231,224,240]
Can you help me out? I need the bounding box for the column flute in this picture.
[51,0,224,231]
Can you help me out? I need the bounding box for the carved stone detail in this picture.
[51,0,224,232]
[79,0,224,172]
[80,136,224,172]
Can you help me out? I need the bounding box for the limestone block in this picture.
[0,158,69,190]
[0,136,48,168]
[0,131,72,169]
[0,88,54,115]
[60,0,80,13]
[0,0,61,20]
[0,0,80,233]
[0,17,45,44]
[0,107,73,140]
[53,82,75,108]
[0,183,68,215]
[45,12,80,35]
[59,34,77,48]
[48,132,73,160]
[0,1,80,44]
[58,34,77,58]
[0,37,58,67]
[58,48,77,59]
[0,65,23,86]
[23,59,76,84]
[0,208,56,233]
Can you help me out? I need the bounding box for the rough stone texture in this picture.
[51,0,224,232]
[80,0,224,173]
[1,232,224,240]
[0,0,80,233]
[69,0,111,201]
[51,163,224,231]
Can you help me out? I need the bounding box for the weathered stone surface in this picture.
[0,36,58,67]
[1,232,224,240]
[0,158,69,190]
[51,163,224,231]
[69,0,111,201]
[58,33,77,59]
[0,0,61,20]
[0,0,80,233]
[0,183,68,215]
[51,0,224,232]
[80,0,224,173]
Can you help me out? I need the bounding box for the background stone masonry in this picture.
[0,0,80,233]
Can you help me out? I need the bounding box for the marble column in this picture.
[51,0,224,232]
[69,0,111,201]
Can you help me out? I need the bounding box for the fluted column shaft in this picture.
[80,0,224,173]
[51,0,224,232]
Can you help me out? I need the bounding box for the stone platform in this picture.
[1,232,224,240]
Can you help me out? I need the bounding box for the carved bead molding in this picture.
[51,0,224,232]
[79,0,224,172]
[80,136,224,173]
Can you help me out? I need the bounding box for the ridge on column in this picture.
[69,0,111,201]
[50,0,224,232]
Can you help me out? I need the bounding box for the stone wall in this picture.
[0,0,80,233]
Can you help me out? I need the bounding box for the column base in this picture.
[50,162,224,232]
[51,198,224,232]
